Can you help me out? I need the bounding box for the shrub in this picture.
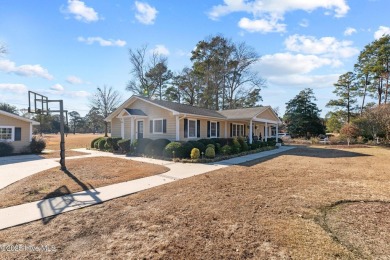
[135,138,152,154]
[237,136,249,151]
[198,138,215,146]
[206,143,215,150]
[221,144,232,155]
[163,142,182,158]
[98,139,106,150]
[106,137,122,151]
[205,147,215,158]
[187,141,206,153]
[144,139,171,156]
[190,148,200,159]
[91,137,103,148]
[0,142,14,156]
[180,142,194,158]
[231,138,241,154]
[117,139,131,153]
[30,136,46,154]
[250,142,260,150]
[104,142,111,150]
[215,143,221,154]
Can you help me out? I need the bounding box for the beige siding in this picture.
[0,114,32,153]
[111,117,121,138]
[181,118,226,141]
[256,109,278,121]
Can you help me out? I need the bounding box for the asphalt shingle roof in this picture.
[137,96,226,119]
[218,106,270,119]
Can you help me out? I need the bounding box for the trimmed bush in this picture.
[187,141,206,153]
[0,142,14,156]
[117,139,131,153]
[237,136,249,151]
[190,148,200,159]
[98,139,106,150]
[250,142,260,150]
[205,147,215,158]
[231,138,241,154]
[104,142,111,150]
[198,139,215,146]
[215,143,221,154]
[180,142,194,158]
[135,138,152,154]
[206,143,215,150]
[163,142,182,158]
[91,137,101,148]
[221,144,232,155]
[144,139,171,156]
[106,137,122,151]
[211,138,231,147]
[30,136,46,154]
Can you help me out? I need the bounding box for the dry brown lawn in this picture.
[39,150,90,159]
[0,157,169,209]
[1,146,390,259]
[42,133,104,150]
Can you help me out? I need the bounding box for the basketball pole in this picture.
[59,100,66,170]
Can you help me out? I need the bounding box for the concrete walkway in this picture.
[0,146,295,230]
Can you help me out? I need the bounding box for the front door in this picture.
[137,120,144,139]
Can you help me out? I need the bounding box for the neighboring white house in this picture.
[0,110,39,153]
[105,95,281,144]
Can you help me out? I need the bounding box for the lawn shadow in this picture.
[0,154,43,166]
[240,146,372,167]
[37,169,101,224]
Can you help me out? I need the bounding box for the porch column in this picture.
[249,120,253,144]
[276,123,279,141]
[175,115,180,141]
[120,118,124,139]
[225,121,227,138]
[29,123,33,141]
[130,117,135,141]
[265,122,268,141]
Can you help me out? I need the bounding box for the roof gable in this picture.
[0,110,40,125]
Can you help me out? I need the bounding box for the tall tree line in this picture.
[127,35,265,110]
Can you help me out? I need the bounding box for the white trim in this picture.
[224,121,227,138]
[249,120,253,144]
[130,118,135,140]
[187,119,197,138]
[265,122,268,141]
[120,118,124,139]
[0,126,15,142]
[151,118,164,134]
[29,123,33,141]
[175,116,180,141]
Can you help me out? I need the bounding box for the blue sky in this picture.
[0,0,389,117]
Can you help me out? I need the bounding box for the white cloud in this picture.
[267,74,340,88]
[344,27,357,36]
[135,1,157,25]
[284,34,359,58]
[77,36,126,47]
[0,59,54,80]
[374,26,390,39]
[50,84,64,91]
[150,45,170,56]
[66,90,90,98]
[0,83,28,94]
[238,17,286,33]
[66,75,83,84]
[255,52,335,77]
[208,0,349,33]
[63,0,99,23]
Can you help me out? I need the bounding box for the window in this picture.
[0,126,14,142]
[153,119,163,133]
[188,119,196,138]
[210,122,217,138]
[232,123,244,137]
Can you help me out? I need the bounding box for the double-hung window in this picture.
[210,122,217,138]
[188,119,197,138]
[153,119,163,134]
[0,126,14,142]
[232,123,244,137]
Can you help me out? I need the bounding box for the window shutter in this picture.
[217,122,220,137]
[230,123,233,137]
[207,121,210,138]
[244,124,246,136]
[184,119,188,138]
[197,120,200,138]
[15,127,21,141]
[150,120,153,133]
[163,119,167,133]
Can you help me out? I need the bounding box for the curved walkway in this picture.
[0,146,295,230]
